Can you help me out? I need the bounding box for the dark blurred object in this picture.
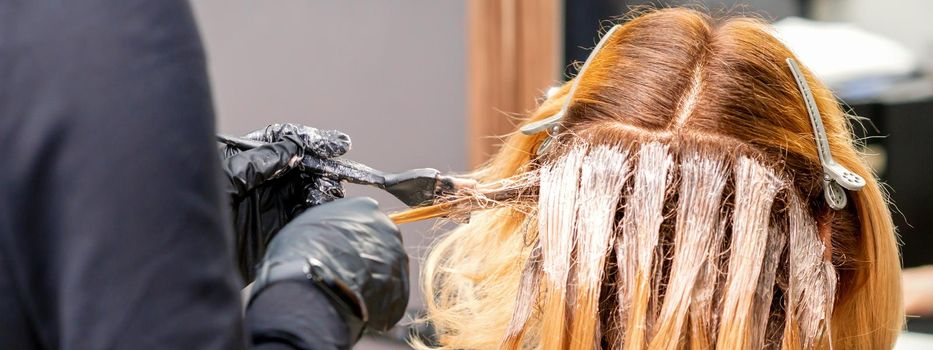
[852,80,933,335]
[848,79,932,338]
[848,86,933,270]
[564,0,808,67]
[0,1,247,348]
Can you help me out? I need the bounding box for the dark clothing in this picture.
[247,282,351,349]
[0,1,347,349]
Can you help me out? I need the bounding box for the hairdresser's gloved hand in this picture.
[248,197,410,343]
[239,123,351,160]
[221,123,352,281]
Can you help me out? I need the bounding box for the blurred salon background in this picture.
[190,0,933,348]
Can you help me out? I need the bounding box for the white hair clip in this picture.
[786,58,865,210]
[521,25,622,153]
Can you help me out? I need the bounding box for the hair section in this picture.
[401,7,901,350]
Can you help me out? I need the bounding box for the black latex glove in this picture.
[222,123,352,281]
[248,197,410,342]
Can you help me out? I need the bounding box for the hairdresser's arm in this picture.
[248,282,353,349]
[221,140,351,348]
[246,198,411,349]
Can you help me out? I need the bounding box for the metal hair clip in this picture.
[786,58,865,210]
[520,25,622,153]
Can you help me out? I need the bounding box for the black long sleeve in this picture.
[248,282,352,350]
[0,1,348,349]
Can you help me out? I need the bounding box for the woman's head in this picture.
[398,8,901,349]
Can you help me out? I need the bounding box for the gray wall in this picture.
[814,0,933,60]
[190,1,467,345]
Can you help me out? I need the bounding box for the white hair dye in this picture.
[537,144,587,349]
[651,148,728,348]
[467,139,842,349]
[785,195,837,349]
[500,243,541,348]
[503,144,633,348]
[569,144,632,348]
[689,208,729,347]
[752,222,787,348]
[716,156,782,349]
[618,142,674,348]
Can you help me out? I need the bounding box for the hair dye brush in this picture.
[218,134,475,207]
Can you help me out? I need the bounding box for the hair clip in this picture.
[521,25,623,154]
[786,58,865,210]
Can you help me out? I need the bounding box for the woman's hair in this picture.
[393,8,901,349]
